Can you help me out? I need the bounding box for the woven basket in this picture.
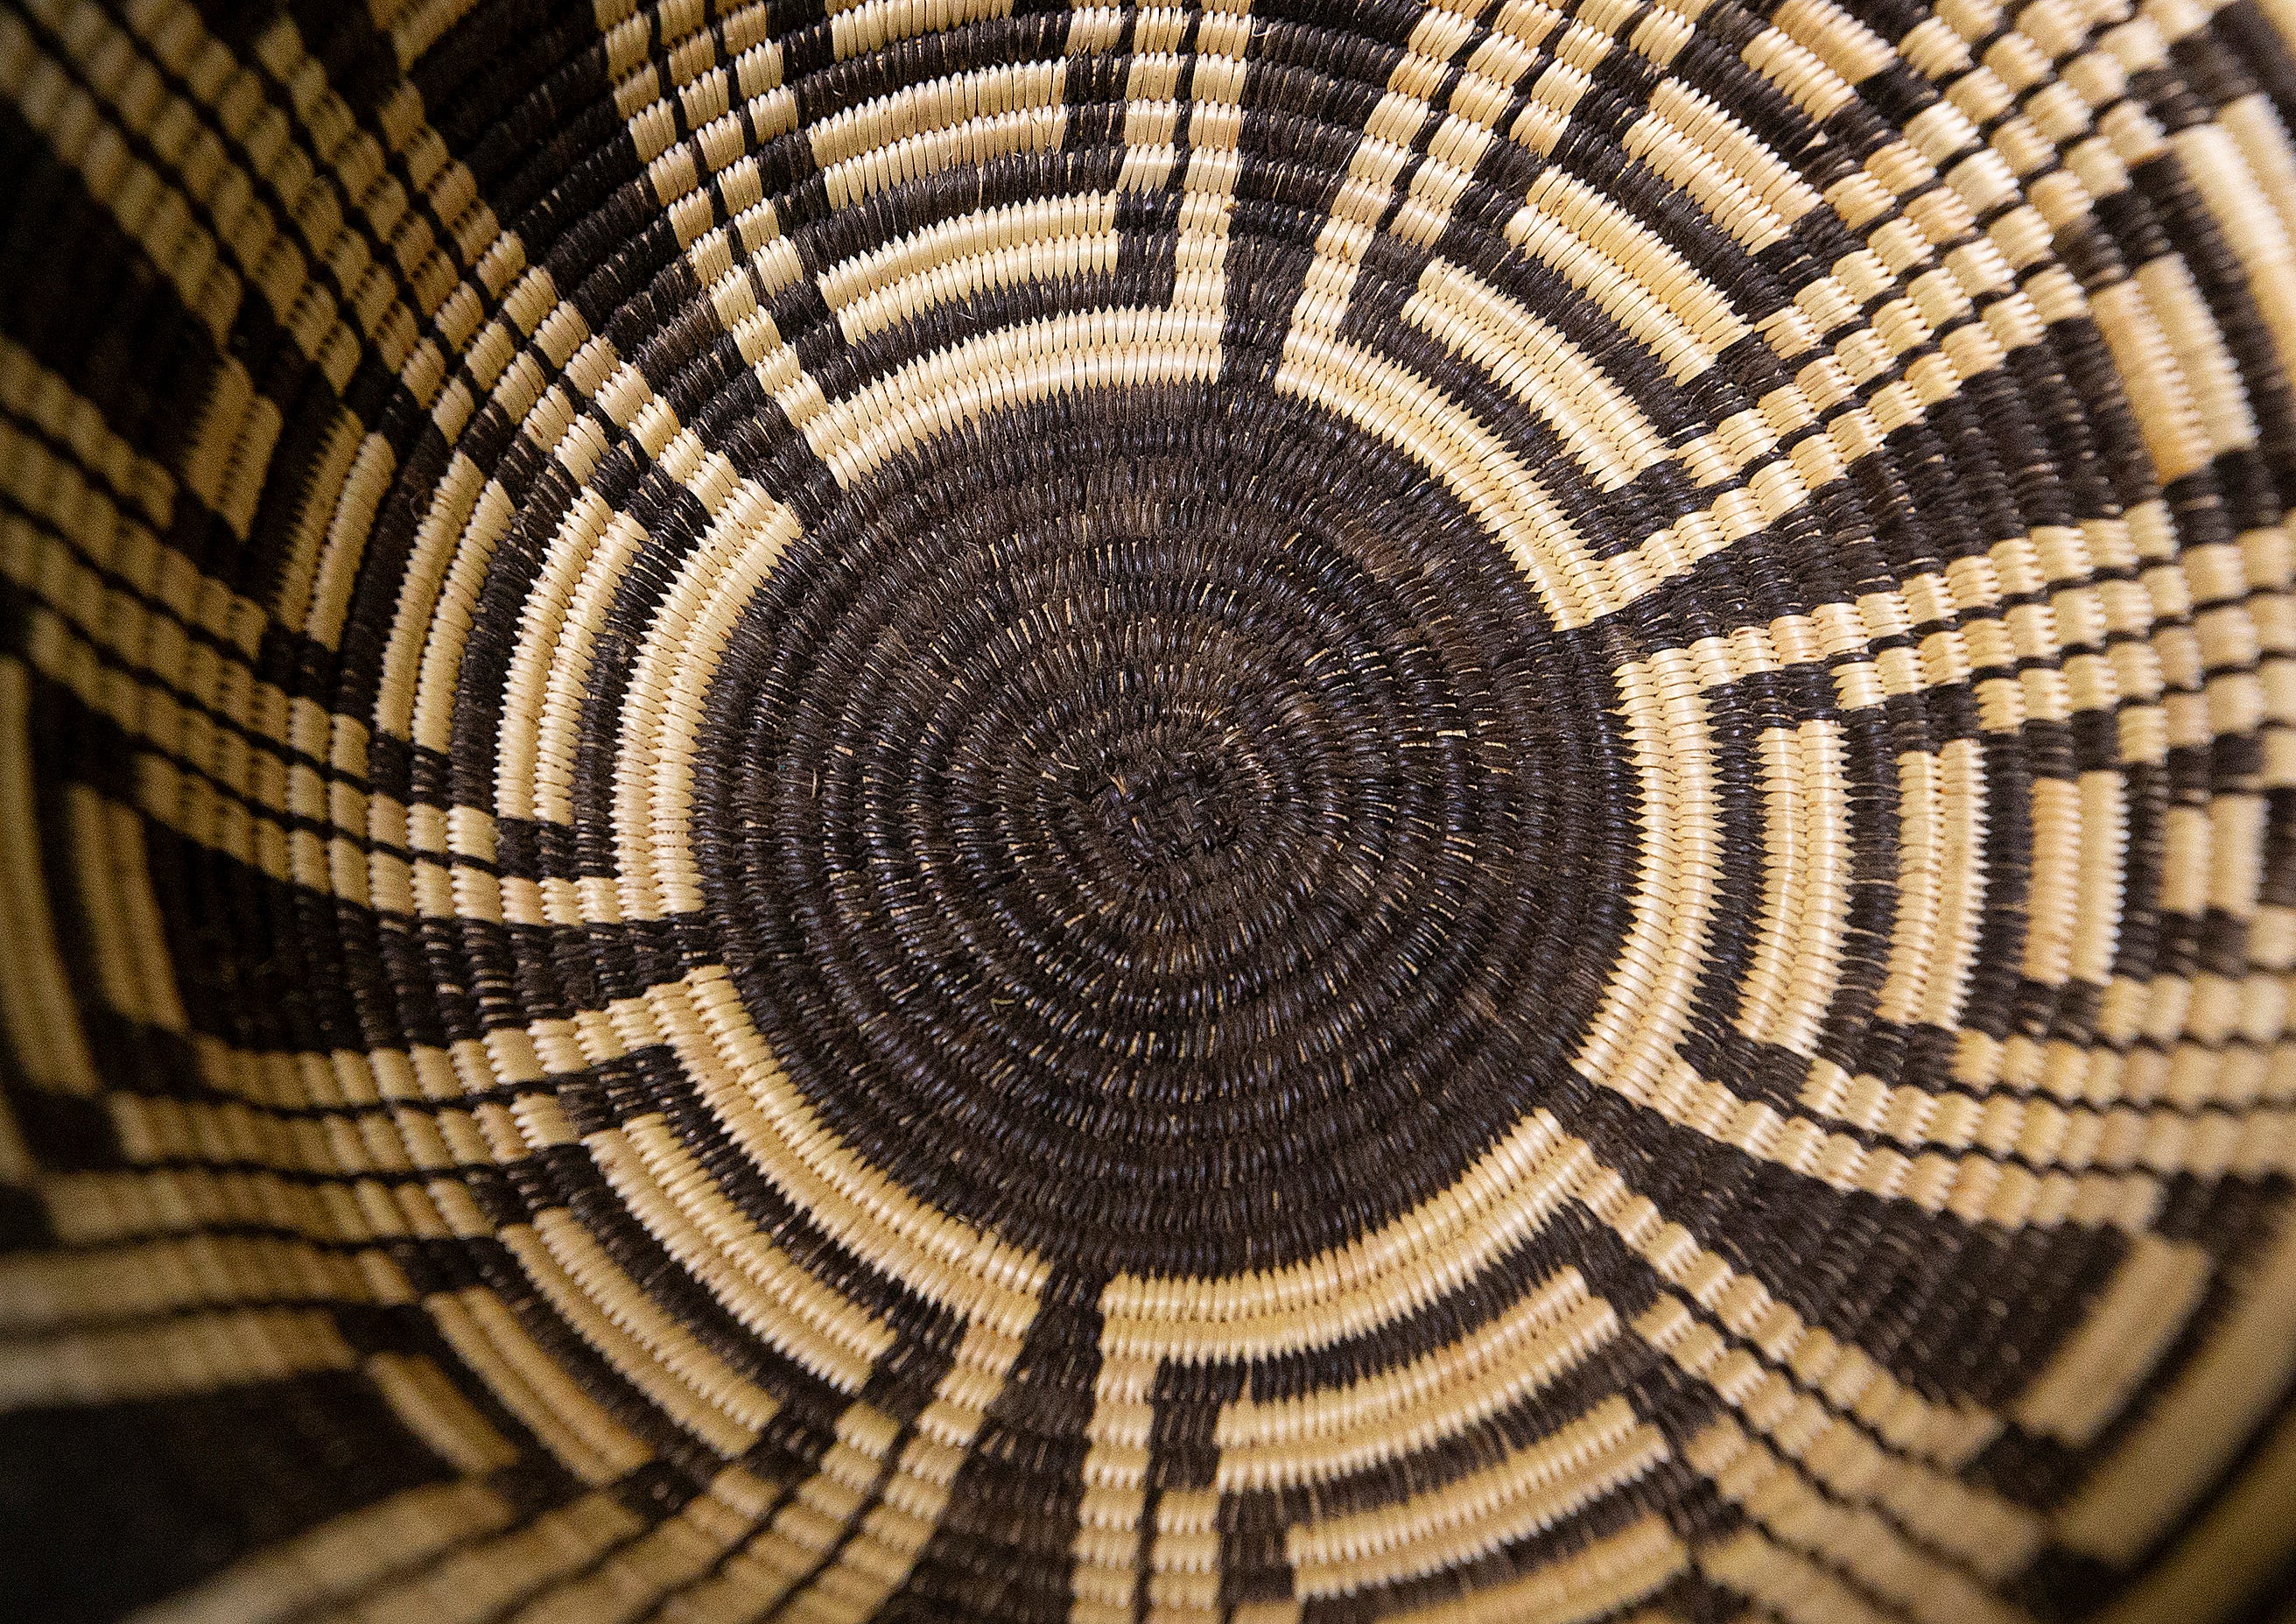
[4,0,2296,1618]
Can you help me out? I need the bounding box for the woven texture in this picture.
[5,0,2296,1619]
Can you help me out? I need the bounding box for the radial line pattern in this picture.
[4,0,2296,1620]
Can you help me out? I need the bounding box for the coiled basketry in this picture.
[4,0,2296,1619]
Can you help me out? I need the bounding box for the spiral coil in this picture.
[4,0,2296,1619]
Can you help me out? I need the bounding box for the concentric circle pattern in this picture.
[716,389,1603,1275]
[5,0,2296,1620]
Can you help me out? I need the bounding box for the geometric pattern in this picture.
[2,0,2295,1620]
